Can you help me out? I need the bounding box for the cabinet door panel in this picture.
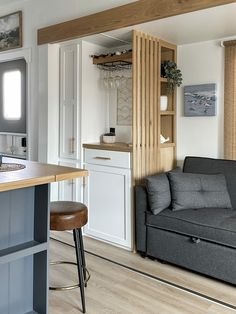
[59,44,79,160]
[84,163,132,249]
[58,161,82,202]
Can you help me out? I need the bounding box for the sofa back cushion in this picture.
[168,172,232,211]
[183,156,236,209]
[145,173,171,214]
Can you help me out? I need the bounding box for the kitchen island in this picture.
[0,158,88,314]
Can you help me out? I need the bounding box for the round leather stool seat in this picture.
[50,201,88,231]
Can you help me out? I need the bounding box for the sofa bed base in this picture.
[146,226,236,285]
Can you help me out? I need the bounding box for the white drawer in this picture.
[84,148,131,169]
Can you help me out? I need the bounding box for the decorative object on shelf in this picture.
[0,11,22,52]
[160,134,170,144]
[184,83,216,117]
[103,128,116,144]
[117,76,132,125]
[161,60,182,93]
[160,95,168,111]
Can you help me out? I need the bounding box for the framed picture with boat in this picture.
[0,11,22,52]
[184,83,217,116]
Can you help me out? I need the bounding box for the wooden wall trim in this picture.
[38,0,236,45]
[224,40,236,47]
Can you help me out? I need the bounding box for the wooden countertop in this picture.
[0,158,88,192]
[83,142,132,152]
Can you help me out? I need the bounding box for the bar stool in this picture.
[50,201,90,313]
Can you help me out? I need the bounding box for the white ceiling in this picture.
[85,3,236,47]
[0,0,25,6]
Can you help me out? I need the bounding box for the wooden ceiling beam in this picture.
[38,0,236,45]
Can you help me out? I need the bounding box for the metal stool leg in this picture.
[77,228,87,284]
[74,229,86,313]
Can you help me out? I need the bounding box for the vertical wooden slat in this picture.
[224,44,236,159]
[137,33,141,181]
[133,30,142,182]
[141,35,146,178]
[132,31,137,184]
[153,40,158,171]
[173,46,177,164]
[145,36,150,175]
[149,39,154,173]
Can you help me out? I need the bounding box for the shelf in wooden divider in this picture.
[93,51,132,65]
[160,143,176,148]
[160,111,175,115]
[160,77,168,83]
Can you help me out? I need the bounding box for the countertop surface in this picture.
[83,142,132,152]
[0,157,88,192]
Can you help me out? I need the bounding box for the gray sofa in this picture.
[136,156,236,284]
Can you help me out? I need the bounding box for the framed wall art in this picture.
[184,83,216,117]
[0,11,22,52]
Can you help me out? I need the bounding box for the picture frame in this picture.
[0,11,22,52]
[184,83,217,117]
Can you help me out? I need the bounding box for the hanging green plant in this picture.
[161,60,183,93]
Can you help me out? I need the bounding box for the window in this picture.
[3,70,22,120]
[0,59,26,134]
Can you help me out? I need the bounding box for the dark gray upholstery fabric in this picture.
[146,207,236,247]
[183,156,236,209]
[135,185,148,252]
[145,173,171,214]
[147,227,236,284]
[168,172,232,211]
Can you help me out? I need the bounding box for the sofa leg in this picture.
[157,258,167,264]
[139,252,147,258]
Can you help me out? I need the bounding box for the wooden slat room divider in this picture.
[132,30,160,184]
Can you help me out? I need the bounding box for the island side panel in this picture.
[33,184,50,314]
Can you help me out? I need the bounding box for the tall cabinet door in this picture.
[59,44,80,160]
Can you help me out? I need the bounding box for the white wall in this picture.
[0,0,134,160]
[81,41,107,144]
[177,40,224,164]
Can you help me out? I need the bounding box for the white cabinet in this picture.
[58,160,82,202]
[84,148,132,250]
[59,44,80,160]
[57,44,82,202]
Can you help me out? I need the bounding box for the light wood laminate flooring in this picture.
[49,232,236,313]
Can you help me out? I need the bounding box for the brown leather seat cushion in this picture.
[50,201,88,231]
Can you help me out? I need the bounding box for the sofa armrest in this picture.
[135,185,148,253]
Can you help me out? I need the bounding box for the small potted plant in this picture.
[161,60,183,93]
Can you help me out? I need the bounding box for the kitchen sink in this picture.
[0,163,26,172]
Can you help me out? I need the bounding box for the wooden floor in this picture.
[49,232,236,314]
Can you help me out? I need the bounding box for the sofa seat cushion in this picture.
[146,208,236,248]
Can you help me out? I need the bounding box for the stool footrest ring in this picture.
[49,261,90,291]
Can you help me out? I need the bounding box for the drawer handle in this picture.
[94,157,111,160]
[191,237,201,244]
[70,137,75,154]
